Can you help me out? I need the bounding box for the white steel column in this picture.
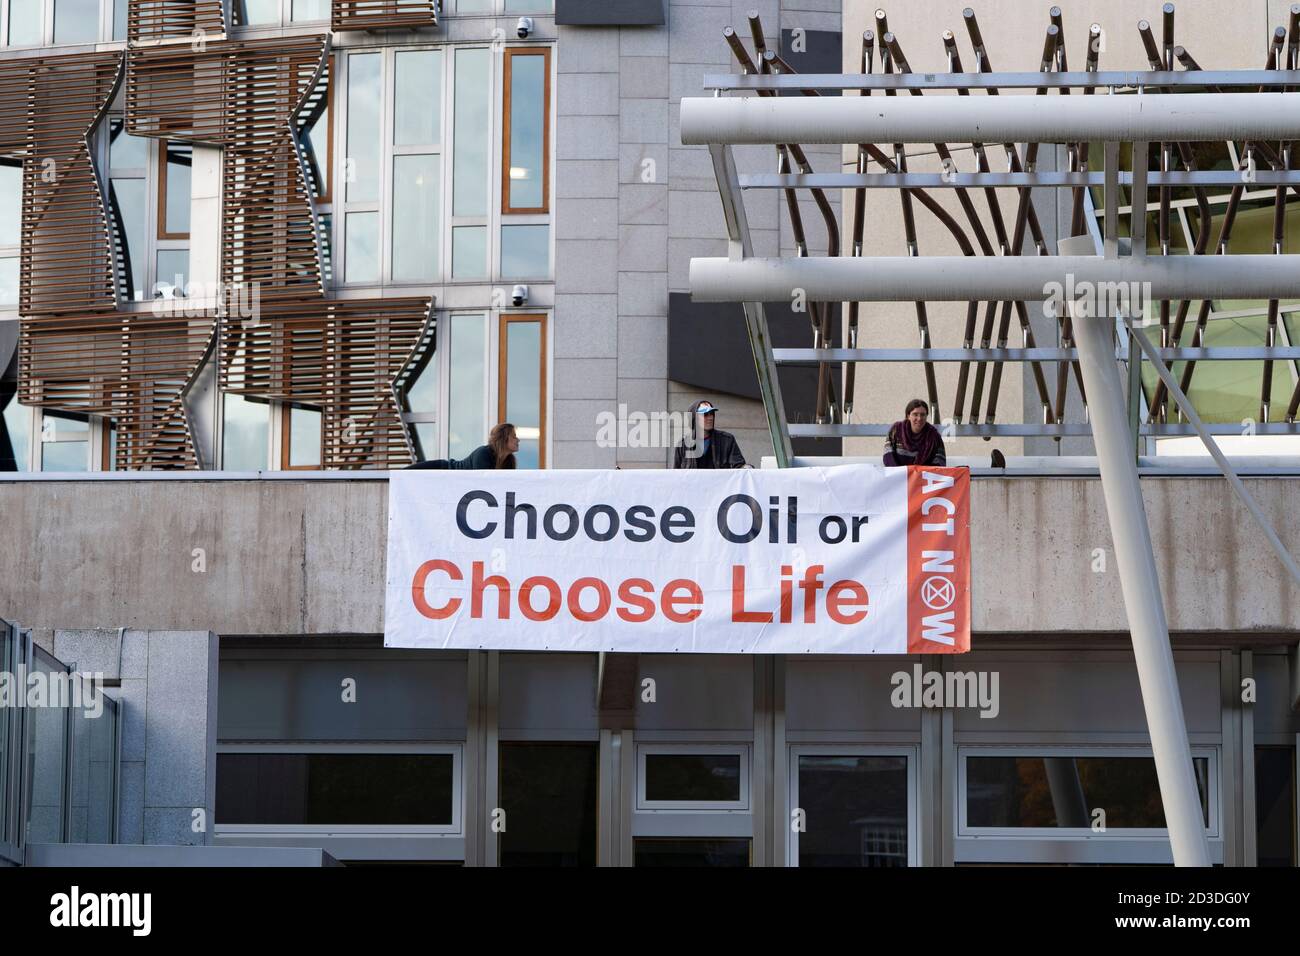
[1062,234,1211,866]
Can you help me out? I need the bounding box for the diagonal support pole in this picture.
[1063,234,1211,866]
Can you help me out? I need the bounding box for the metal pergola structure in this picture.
[683,5,1300,866]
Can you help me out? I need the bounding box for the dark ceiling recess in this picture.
[778,28,843,97]
[667,293,841,457]
[556,0,665,26]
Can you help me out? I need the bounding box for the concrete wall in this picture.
[52,629,218,846]
[1,476,1296,637]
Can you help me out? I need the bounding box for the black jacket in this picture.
[406,445,500,469]
[673,429,746,469]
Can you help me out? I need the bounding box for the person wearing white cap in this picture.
[673,399,747,469]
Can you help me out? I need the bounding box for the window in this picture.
[962,749,1214,833]
[215,746,460,830]
[335,42,551,287]
[790,749,914,867]
[232,0,329,26]
[0,389,31,471]
[1255,745,1296,866]
[1,159,21,306]
[3,0,123,46]
[221,393,270,471]
[499,314,545,467]
[105,118,189,302]
[39,410,89,471]
[281,404,322,469]
[636,745,749,811]
[498,742,598,866]
[455,0,554,12]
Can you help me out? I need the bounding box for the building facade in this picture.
[0,0,1297,867]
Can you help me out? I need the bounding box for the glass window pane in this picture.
[503,319,541,469]
[305,102,329,198]
[392,154,440,282]
[413,422,438,460]
[395,50,441,146]
[405,348,438,412]
[451,225,486,280]
[344,211,379,284]
[288,406,321,467]
[644,753,741,803]
[507,53,546,210]
[25,649,68,842]
[500,224,549,278]
[113,0,126,40]
[155,250,188,298]
[447,313,485,458]
[2,391,30,470]
[797,755,908,867]
[505,0,554,11]
[291,0,329,21]
[0,162,21,246]
[0,257,16,306]
[7,0,42,46]
[110,178,146,300]
[109,118,148,170]
[216,753,454,826]
[237,0,279,25]
[346,53,382,203]
[222,393,269,470]
[54,0,99,44]
[164,142,192,235]
[456,0,490,13]
[966,755,1210,829]
[41,413,89,472]
[453,48,490,217]
[634,839,750,867]
[69,679,117,844]
[499,743,598,866]
[1255,746,1296,867]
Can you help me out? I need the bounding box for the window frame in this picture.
[1,0,122,48]
[212,742,464,838]
[635,744,751,812]
[279,402,323,470]
[787,745,919,868]
[957,745,1221,840]
[230,0,331,29]
[156,140,192,243]
[501,46,550,216]
[497,312,546,468]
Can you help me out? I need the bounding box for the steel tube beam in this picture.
[772,347,1300,362]
[680,92,1300,146]
[739,170,1300,189]
[688,254,1300,302]
[702,69,1300,91]
[789,421,1300,437]
[1062,230,1211,866]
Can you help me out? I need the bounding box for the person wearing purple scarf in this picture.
[883,398,947,467]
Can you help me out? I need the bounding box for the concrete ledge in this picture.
[0,476,1296,636]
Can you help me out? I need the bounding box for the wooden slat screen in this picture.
[332,1,439,32]
[128,0,227,45]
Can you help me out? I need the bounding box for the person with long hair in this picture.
[406,422,519,470]
[673,399,747,469]
[883,399,947,467]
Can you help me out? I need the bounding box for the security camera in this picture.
[516,16,534,39]
[511,284,529,307]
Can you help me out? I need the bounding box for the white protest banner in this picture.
[385,464,970,654]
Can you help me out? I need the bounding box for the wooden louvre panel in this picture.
[127,36,330,301]
[220,298,435,469]
[19,311,216,470]
[128,0,228,45]
[332,1,439,32]
[0,53,125,317]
